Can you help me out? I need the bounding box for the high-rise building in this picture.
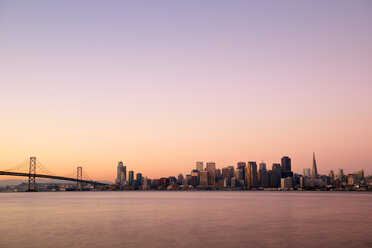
[280,156,293,178]
[281,177,293,189]
[200,171,208,187]
[231,177,236,187]
[329,170,334,184]
[293,173,302,188]
[337,169,344,181]
[136,173,142,186]
[258,168,269,187]
[311,152,318,179]
[186,174,192,184]
[182,178,189,186]
[116,161,126,185]
[116,162,122,183]
[269,163,281,187]
[223,177,230,187]
[222,167,231,181]
[196,162,203,171]
[303,168,311,178]
[246,161,258,188]
[215,168,221,182]
[159,177,168,187]
[190,176,198,187]
[237,162,246,168]
[347,174,355,186]
[122,166,127,183]
[191,170,200,185]
[206,162,216,186]
[228,166,234,179]
[237,162,246,181]
[128,171,134,186]
[152,179,159,188]
[169,176,177,185]
[143,177,151,189]
[272,163,281,171]
[281,156,291,172]
[235,168,243,180]
[177,174,183,184]
[259,161,266,171]
[355,170,364,181]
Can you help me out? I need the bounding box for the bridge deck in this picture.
[0,171,108,186]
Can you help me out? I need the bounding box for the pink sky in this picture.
[0,1,371,180]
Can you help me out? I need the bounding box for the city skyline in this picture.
[101,152,369,192]
[1,0,372,180]
[114,152,372,187]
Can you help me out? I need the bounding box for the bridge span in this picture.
[0,171,108,186]
[1,157,109,191]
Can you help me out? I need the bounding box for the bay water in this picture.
[0,191,371,248]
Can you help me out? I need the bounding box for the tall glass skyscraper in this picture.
[116,161,126,185]
[128,171,134,186]
[206,162,216,186]
[247,161,258,188]
[281,156,291,172]
[311,152,318,179]
[196,162,203,171]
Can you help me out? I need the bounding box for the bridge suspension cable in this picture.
[3,159,29,172]
[82,170,93,181]
[61,168,77,178]
[36,159,56,176]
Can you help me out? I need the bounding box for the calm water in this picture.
[0,191,371,248]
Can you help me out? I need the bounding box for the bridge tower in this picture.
[77,166,82,191]
[28,157,37,191]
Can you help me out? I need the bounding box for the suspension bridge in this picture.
[0,157,109,191]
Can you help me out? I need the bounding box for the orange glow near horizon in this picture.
[1,1,371,181]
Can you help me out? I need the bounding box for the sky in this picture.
[1,0,371,180]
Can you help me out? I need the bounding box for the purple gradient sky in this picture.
[1,0,371,179]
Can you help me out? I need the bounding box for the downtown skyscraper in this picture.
[311,152,319,179]
[196,162,203,171]
[116,161,126,185]
[206,162,216,186]
[246,162,258,188]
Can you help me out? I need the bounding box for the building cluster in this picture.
[0,182,96,192]
[114,153,371,191]
[115,161,143,189]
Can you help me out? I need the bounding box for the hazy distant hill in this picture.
[0,179,27,187]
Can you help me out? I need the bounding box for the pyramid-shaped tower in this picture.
[311,152,318,179]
